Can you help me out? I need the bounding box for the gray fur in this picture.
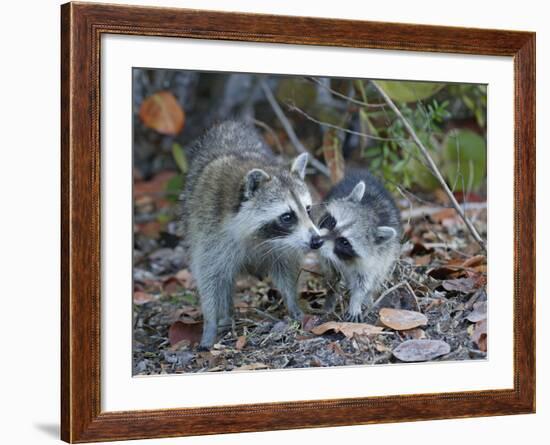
[317,170,402,322]
[181,121,319,348]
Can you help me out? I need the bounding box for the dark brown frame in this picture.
[61,1,536,442]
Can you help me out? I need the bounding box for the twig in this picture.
[305,77,387,109]
[400,202,487,221]
[252,308,281,323]
[251,118,284,154]
[372,81,487,252]
[260,80,330,177]
[286,103,407,143]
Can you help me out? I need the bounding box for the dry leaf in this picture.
[442,277,476,293]
[175,268,196,289]
[414,254,433,266]
[462,255,486,268]
[139,91,185,135]
[235,336,247,350]
[392,339,451,362]
[162,277,182,294]
[322,128,345,184]
[466,301,487,322]
[379,308,427,330]
[402,328,427,339]
[409,242,434,256]
[430,208,457,224]
[168,320,203,347]
[133,291,155,305]
[301,314,321,331]
[427,265,464,280]
[134,171,177,198]
[472,319,487,352]
[311,321,383,338]
[235,362,268,371]
[136,221,162,239]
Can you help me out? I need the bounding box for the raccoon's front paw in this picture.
[344,310,364,323]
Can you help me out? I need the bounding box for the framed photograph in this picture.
[61,2,535,442]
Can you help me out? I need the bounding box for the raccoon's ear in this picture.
[375,226,397,244]
[345,181,366,203]
[290,153,309,179]
[243,169,271,199]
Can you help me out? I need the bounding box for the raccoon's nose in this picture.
[310,235,324,250]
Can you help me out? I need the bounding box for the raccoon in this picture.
[317,170,402,322]
[182,121,323,348]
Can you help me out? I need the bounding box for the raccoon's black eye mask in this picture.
[258,210,297,239]
[319,213,336,231]
[334,237,358,261]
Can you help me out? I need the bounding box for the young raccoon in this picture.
[317,170,401,322]
[182,121,323,348]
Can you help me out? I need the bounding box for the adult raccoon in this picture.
[181,121,324,348]
[316,170,401,322]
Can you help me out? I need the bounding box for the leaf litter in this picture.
[133,172,488,374]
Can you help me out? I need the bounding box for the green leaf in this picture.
[165,174,185,202]
[376,81,445,103]
[172,143,188,174]
[443,129,486,192]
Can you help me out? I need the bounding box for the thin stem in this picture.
[260,80,330,177]
[371,80,486,252]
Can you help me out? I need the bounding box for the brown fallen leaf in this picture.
[136,221,162,239]
[139,91,185,135]
[301,314,321,331]
[414,254,433,267]
[175,268,196,289]
[462,255,486,268]
[168,320,203,347]
[322,128,345,184]
[430,207,457,224]
[466,301,487,323]
[134,171,177,198]
[409,241,434,256]
[235,336,247,350]
[472,319,487,352]
[427,265,465,280]
[379,308,428,331]
[133,291,155,305]
[392,339,451,362]
[235,362,268,371]
[442,277,476,293]
[402,328,427,340]
[311,321,383,338]
[162,277,182,294]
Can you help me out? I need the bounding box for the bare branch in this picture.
[286,103,407,143]
[372,80,487,252]
[306,77,387,109]
[260,80,330,177]
[251,118,284,154]
[400,202,487,221]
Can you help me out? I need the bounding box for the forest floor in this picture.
[132,170,488,375]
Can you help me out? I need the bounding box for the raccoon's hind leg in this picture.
[192,257,237,349]
[217,289,235,332]
[271,263,304,321]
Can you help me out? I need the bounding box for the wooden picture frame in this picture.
[61,2,535,442]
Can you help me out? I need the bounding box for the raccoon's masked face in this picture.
[317,181,397,271]
[237,153,323,253]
